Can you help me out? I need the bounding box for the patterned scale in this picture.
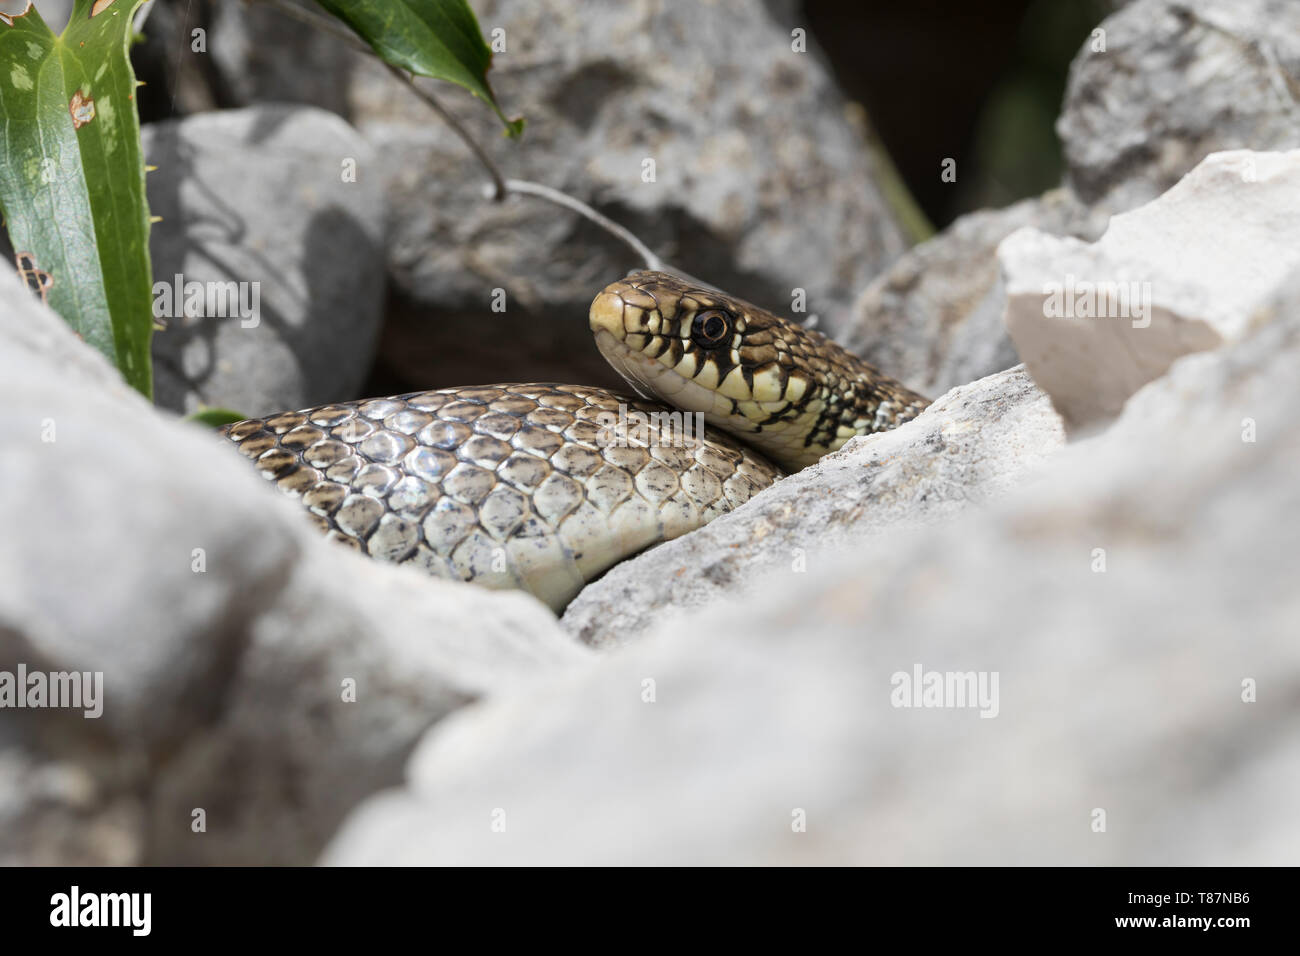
[222,382,781,611]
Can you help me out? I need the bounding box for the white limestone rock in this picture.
[0,268,585,865]
[558,364,1067,647]
[323,271,1300,866]
[1000,149,1300,429]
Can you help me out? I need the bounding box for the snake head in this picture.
[589,270,929,471]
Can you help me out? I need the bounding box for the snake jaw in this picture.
[590,283,729,417]
[590,284,677,403]
[591,329,658,402]
[593,328,728,416]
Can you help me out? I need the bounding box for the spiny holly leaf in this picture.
[314,0,523,136]
[0,0,153,397]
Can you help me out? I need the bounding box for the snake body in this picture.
[222,272,929,611]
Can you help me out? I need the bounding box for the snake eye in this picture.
[691,309,732,347]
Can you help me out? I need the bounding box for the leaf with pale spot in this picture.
[0,0,153,396]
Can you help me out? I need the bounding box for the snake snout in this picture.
[589,282,665,403]
[588,273,666,339]
[588,288,632,341]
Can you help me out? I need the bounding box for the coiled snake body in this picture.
[222,272,929,611]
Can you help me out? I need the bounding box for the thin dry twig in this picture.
[501,179,662,271]
[381,62,507,200]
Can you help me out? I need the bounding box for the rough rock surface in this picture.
[145,104,386,419]
[344,0,909,390]
[0,269,584,866]
[1001,150,1300,429]
[846,0,1300,401]
[126,0,359,118]
[1059,0,1300,214]
[324,271,1300,867]
[207,1,359,116]
[844,189,1105,398]
[560,366,1065,647]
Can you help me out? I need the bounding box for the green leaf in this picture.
[314,0,523,136]
[0,0,153,397]
[185,407,248,429]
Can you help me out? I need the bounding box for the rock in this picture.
[142,537,585,865]
[128,1,359,118]
[206,1,358,116]
[0,748,142,867]
[344,0,910,390]
[144,104,386,419]
[843,188,1105,397]
[1059,0,1300,214]
[1000,149,1300,429]
[4,0,72,30]
[844,0,1300,401]
[0,267,584,865]
[562,365,1064,647]
[324,270,1300,866]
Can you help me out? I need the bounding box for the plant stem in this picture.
[253,0,660,270]
[501,180,662,271]
[381,62,506,201]
[255,0,373,54]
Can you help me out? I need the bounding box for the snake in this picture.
[221,271,930,612]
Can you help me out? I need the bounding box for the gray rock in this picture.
[126,1,359,117]
[0,747,142,867]
[1059,0,1300,213]
[843,0,1300,401]
[324,271,1300,867]
[563,364,1064,647]
[1001,149,1300,430]
[0,267,584,865]
[344,0,910,387]
[207,1,359,116]
[143,537,585,865]
[144,104,386,418]
[843,188,1105,397]
[1,0,72,30]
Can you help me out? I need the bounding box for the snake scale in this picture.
[221,272,930,611]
